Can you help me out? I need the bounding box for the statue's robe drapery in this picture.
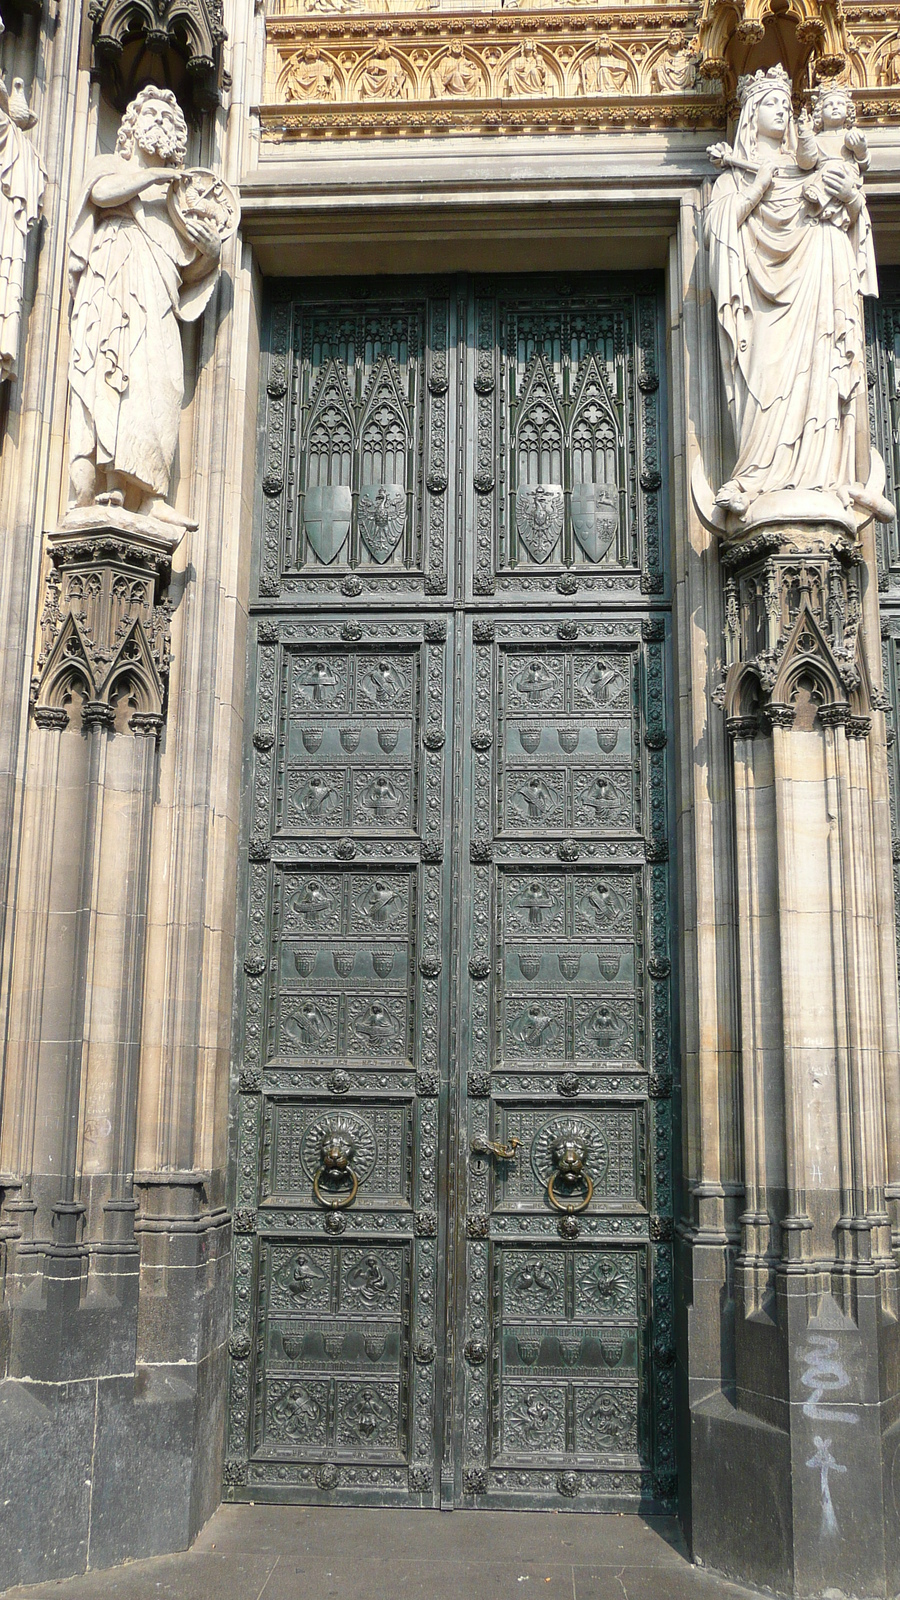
[704,162,877,505]
[67,159,219,497]
[0,113,46,383]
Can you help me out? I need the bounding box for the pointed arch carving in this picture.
[568,353,620,491]
[304,359,355,492]
[696,0,849,95]
[718,529,874,738]
[90,0,226,120]
[359,354,411,491]
[514,353,565,489]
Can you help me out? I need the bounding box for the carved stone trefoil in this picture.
[30,512,179,737]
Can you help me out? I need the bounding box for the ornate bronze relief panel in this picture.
[470,280,664,600]
[227,275,674,1512]
[457,616,674,1509]
[258,284,453,603]
[227,614,449,1503]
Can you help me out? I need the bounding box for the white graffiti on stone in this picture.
[799,1333,858,1541]
[799,1335,858,1423]
[806,1436,847,1538]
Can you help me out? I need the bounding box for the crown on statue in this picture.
[736,63,792,109]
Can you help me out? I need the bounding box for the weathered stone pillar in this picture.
[0,513,172,1560]
[0,21,258,1570]
[690,511,900,1597]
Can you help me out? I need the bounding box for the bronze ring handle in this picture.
[547,1170,593,1215]
[313,1166,359,1210]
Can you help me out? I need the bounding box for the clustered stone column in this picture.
[688,63,900,1600]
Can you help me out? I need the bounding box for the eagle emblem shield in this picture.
[570,482,618,564]
[302,486,352,565]
[359,484,406,564]
[515,484,564,563]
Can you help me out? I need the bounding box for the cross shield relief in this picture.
[302,486,353,564]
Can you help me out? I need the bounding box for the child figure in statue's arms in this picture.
[797,85,868,229]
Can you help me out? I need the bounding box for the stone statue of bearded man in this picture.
[66,87,222,528]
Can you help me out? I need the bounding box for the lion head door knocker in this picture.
[313,1119,360,1211]
[532,1118,605,1239]
[549,1128,593,1218]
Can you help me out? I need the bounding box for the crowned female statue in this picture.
[703,64,893,530]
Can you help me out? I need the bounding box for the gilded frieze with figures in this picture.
[260,0,900,141]
[261,10,723,137]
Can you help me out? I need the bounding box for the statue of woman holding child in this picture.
[701,65,893,530]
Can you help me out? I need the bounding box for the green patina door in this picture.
[224,274,677,1511]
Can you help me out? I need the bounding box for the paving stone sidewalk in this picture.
[2,1505,768,1600]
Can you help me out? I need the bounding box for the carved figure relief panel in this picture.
[228,276,674,1513]
[259,1240,410,1462]
[259,284,453,603]
[259,9,727,142]
[280,646,419,837]
[469,277,665,601]
[499,647,637,837]
[495,1246,644,1465]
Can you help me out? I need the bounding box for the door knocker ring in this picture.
[313,1125,360,1211]
[547,1168,593,1215]
[545,1126,593,1215]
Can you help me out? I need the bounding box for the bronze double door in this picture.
[225,273,676,1511]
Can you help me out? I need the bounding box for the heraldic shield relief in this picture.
[302,486,353,565]
[515,484,565,563]
[359,484,407,564]
[571,482,619,564]
[515,482,618,565]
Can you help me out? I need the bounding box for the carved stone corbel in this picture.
[30,513,178,738]
[715,525,873,738]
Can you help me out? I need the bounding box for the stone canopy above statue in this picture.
[89,0,228,119]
